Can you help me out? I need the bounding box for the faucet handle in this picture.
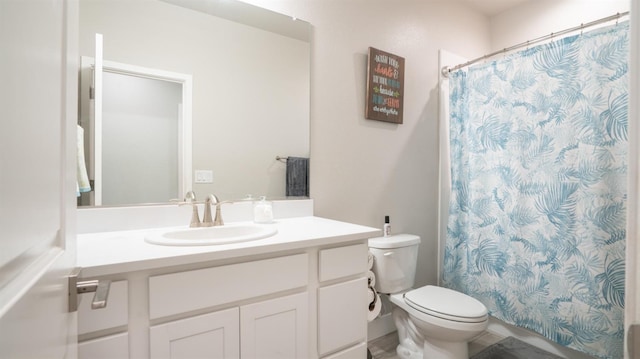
[201,195,216,227]
[187,203,201,228]
[178,191,200,227]
[214,204,224,226]
[207,194,220,204]
[202,194,225,226]
[184,191,197,202]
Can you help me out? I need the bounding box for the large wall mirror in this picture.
[78,0,310,207]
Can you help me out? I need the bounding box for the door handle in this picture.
[68,267,111,312]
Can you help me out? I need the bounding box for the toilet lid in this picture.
[404,286,488,323]
[368,234,420,249]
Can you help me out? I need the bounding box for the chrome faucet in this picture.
[203,194,224,227]
[178,192,226,228]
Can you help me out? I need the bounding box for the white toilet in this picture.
[369,234,488,359]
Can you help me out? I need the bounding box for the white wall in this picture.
[242,1,491,291]
[246,0,634,352]
[491,0,630,51]
[80,0,490,300]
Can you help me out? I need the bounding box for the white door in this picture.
[0,1,79,358]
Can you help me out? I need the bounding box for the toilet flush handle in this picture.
[383,252,393,256]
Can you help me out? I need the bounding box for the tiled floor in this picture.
[367,331,505,359]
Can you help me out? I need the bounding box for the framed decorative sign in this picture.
[365,47,405,124]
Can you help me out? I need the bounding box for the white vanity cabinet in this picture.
[77,216,379,359]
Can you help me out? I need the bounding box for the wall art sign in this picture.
[365,47,405,124]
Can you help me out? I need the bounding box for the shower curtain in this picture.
[443,22,628,359]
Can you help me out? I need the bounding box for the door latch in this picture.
[68,267,111,312]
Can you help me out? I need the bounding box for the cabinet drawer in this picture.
[79,332,129,359]
[322,342,367,359]
[319,243,367,282]
[149,253,308,319]
[78,280,128,335]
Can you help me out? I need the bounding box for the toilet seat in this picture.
[404,285,488,323]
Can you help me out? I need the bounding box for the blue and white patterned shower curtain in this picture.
[443,22,628,359]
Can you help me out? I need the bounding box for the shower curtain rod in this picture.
[442,11,629,77]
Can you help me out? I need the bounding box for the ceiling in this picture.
[461,0,531,16]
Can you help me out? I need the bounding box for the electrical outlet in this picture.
[194,170,213,183]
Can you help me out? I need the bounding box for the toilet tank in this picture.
[368,234,421,294]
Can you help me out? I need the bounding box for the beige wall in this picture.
[242,0,492,288]
[491,0,630,51]
[247,0,629,293]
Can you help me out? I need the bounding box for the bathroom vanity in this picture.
[76,202,378,359]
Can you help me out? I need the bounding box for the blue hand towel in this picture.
[286,157,309,197]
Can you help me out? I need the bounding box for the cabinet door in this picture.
[318,277,368,356]
[240,292,309,359]
[150,307,239,359]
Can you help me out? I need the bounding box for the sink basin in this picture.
[145,224,277,246]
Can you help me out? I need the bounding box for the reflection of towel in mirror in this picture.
[77,125,91,196]
[286,157,309,197]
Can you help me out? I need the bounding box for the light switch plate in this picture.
[194,170,213,183]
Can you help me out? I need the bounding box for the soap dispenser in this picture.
[383,216,391,237]
[253,196,274,224]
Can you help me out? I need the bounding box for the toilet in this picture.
[369,234,488,359]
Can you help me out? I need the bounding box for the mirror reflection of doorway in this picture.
[102,72,181,206]
[79,57,192,206]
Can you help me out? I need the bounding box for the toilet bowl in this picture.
[369,234,488,359]
[390,286,488,358]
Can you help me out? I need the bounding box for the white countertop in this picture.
[78,216,380,277]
